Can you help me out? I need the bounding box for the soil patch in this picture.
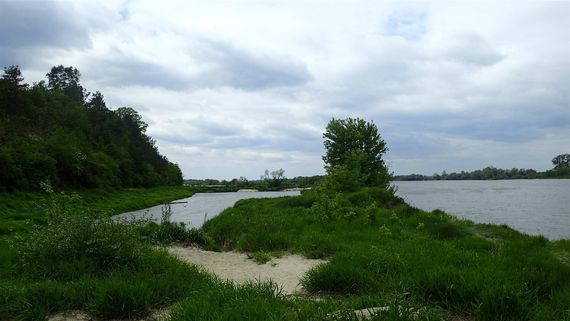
[167,245,326,295]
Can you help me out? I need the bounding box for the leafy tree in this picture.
[46,65,86,103]
[116,107,148,133]
[323,117,389,188]
[0,65,183,190]
[552,154,570,169]
[2,65,25,87]
[270,168,286,186]
[85,91,108,111]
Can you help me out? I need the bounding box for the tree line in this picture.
[392,156,570,181]
[184,172,324,191]
[0,65,183,191]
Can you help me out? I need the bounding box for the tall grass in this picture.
[0,191,213,320]
[2,184,568,320]
[202,187,570,321]
[0,185,194,235]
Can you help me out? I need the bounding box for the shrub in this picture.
[14,192,143,279]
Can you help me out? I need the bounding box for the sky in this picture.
[1,0,569,179]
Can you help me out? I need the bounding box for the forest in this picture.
[0,65,183,191]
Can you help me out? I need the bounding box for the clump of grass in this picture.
[237,230,290,252]
[299,233,340,259]
[15,208,142,279]
[137,222,218,250]
[248,251,272,264]
[302,253,377,295]
[426,222,467,240]
[167,281,288,321]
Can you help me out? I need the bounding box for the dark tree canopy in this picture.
[552,154,570,169]
[86,91,108,111]
[0,65,183,191]
[46,65,86,103]
[2,65,25,87]
[323,117,389,188]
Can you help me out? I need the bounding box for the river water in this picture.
[114,191,300,229]
[393,179,570,240]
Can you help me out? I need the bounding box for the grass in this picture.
[1,185,568,320]
[0,185,194,235]
[248,251,273,264]
[202,187,570,321]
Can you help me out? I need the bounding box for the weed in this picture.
[248,251,272,264]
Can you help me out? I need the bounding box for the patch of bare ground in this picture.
[167,245,326,295]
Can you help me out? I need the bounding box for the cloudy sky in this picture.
[1,0,569,179]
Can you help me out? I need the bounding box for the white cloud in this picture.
[2,0,568,179]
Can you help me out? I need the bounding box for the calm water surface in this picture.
[393,179,570,240]
[114,191,300,229]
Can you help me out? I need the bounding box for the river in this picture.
[114,191,300,229]
[392,179,570,240]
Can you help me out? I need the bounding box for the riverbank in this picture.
[0,186,194,235]
[1,186,568,320]
[393,179,570,239]
[199,187,570,320]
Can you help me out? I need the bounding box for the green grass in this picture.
[202,188,570,321]
[1,185,568,320]
[248,251,273,264]
[0,186,194,235]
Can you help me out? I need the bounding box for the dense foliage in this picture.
[0,65,182,191]
[184,174,324,191]
[323,118,389,189]
[552,153,570,169]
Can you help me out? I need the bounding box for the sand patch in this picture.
[167,245,326,295]
[48,308,169,321]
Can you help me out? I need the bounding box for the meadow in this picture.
[1,185,569,320]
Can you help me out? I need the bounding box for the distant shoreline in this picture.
[392,166,570,181]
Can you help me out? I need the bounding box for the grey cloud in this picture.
[86,56,191,90]
[192,40,313,91]
[0,1,92,65]
[83,38,313,92]
[154,118,323,155]
[443,34,505,66]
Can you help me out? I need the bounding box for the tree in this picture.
[116,107,148,133]
[86,91,108,111]
[2,65,25,87]
[323,117,389,188]
[552,154,570,169]
[46,65,86,103]
[270,168,286,186]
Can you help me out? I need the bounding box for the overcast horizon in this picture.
[1,0,568,180]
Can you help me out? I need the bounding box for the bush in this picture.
[347,187,402,208]
[14,192,143,279]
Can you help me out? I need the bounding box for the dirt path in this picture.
[167,246,326,295]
